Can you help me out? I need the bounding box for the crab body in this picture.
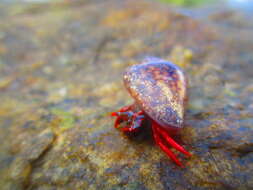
[111,57,191,167]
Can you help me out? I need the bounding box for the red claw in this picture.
[111,112,118,117]
[111,106,145,132]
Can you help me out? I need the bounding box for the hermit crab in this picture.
[111,57,191,167]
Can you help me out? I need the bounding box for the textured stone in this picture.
[0,0,252,189]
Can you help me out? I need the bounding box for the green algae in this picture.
[50,108,76,131]
[157,0,218,7]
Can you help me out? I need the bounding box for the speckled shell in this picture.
[123,57,187,130]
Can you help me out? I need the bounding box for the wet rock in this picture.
[7,128,55,189]
[11,128,55,162]
[10,158,31,187]
[0,0,252,189]
[23,129,54,161]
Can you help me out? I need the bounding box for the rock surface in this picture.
[0,0,252,189]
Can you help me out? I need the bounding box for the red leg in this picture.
[155,125,191,157]
[152,121,192,167]
[152,125,183,167]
